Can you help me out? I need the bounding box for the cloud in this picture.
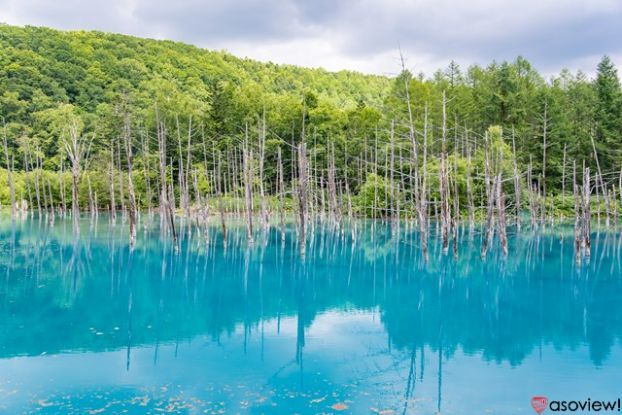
[0,0,620,77]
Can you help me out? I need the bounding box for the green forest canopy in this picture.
[1,23,621,209]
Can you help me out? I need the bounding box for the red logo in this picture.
[531,396,548,414]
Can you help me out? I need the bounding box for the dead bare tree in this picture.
[116,140,126,214]
[573,160,582,264]
[582,165,591,261]
[156,108,176,244]
[399,51,420,206]
[63,118,91,232]
[481,134,495,259]
[465,129,475,234]
[2,118,16,219]
[123,113,137,248]
[297,142,308,257]
[109,140,117,221]
[216,151,227,242]
[590,131,611,226]
[258,111,269,230]
[327,142,340,225]
[418,103,430,263]
[277,146,285,243]
[540,100,549,214]
[140,130,152,216]
[243,124,254,244]
[495,174,508,256]
[439,91,450,254]
[511,127,521,228]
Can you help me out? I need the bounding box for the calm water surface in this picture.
[0,215,621,414]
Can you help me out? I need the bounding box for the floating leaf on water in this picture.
[371,408,395,415]
[310,396,326,404]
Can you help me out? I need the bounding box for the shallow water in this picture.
[1,215,621,414]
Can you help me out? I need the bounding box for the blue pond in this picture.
[0,215,621,414]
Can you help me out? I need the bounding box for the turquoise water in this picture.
[1,216,621,414]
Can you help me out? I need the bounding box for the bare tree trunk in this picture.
[175,115,185,218]
[60,160,67,215]
[200,125,211,219]
[484,131,492,202]
[561,143,567,217]
[465,132,475,234]
[217,151,227,242]
[231,148,239,218]
[191,169,205,236]
[511,127,521,229]
[344,141,354,229]
[389,120,396,227]
[123,113,137,248]
[117,140,126,214]
[156,110,176,243]
[26,143,41,215]
[185,116,193,221]
[277,147,285,243]
[399,51,420,205]
[33,148,42,215]
[452,126,460,258]
[166,157,177,244]
[573,160,581,265]
[439,92,450,254]
[327,142,339,225]
[87,175,95,217]
[2,119,16,219]
[23,152,33,213]
[41,156,48,213]
[259,111,269,230]
[541,100,548,216]
[527,159,538,229]
[243,124,254,244]
[64,120,89,232]
[481,142,495,259]
[47,177,54,216]
[495,174,508,256]
[611,188,617,230]
[140,130,152,216]
[418,103,429,262]
[582,165,591,261]
[157,116,167,223]
[590,131,610,226]
[297,142,308,257]
[109,141,117,221]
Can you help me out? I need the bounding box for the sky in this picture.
[1,0,621,78]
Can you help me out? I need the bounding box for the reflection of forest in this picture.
[1,218,620,367]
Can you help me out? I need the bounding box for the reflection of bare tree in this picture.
[1,219,621,371]
[295,270,306,391]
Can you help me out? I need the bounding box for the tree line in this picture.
[1,24,621,241]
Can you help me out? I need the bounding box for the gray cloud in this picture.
[0,0,620,76]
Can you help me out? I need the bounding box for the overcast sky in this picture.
[1,0,621,77]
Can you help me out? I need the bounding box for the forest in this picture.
[1,24,622,240]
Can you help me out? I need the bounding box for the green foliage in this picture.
[354,173,401,217]
[0,24,620,216]
[594,56,622,170]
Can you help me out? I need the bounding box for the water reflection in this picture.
[1,215,621,414]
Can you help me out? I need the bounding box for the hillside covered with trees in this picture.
[1,23,621,222]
